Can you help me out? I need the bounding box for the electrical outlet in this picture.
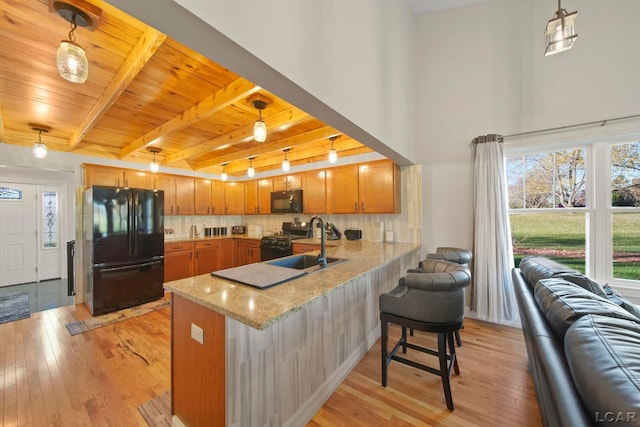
[191,323,204,344]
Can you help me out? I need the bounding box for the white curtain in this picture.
[472,134,519,324]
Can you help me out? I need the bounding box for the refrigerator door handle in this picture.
[98,260,162,273]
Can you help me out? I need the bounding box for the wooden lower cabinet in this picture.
[164,242,194,282]
[220,239,235,269]
[172,294,225,427]
[194,240,220,275]
[241,239,261,265]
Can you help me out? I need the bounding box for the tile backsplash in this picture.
[165,165,421,244]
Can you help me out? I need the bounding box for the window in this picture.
[43,191,58,248]
[0,186,22,200]
[610,142,640,280]
[507,148,587,272]
[507,140,640,290]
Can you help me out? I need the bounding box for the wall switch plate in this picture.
[191,323,204,344]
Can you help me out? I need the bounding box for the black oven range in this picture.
[260,221,309,261]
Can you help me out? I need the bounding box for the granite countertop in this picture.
[163,239,421,330]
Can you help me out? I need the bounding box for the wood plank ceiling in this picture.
[0,0,373,177]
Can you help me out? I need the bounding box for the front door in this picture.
[0,183,37,286]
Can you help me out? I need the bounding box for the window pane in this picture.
[510,212,586,273]
[43,191,58,248]
[0,186,22,200]
[611,142,640,207]
[612,213,640,280]
[506,149,586,209]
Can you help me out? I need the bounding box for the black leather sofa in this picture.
[511,256,640,427]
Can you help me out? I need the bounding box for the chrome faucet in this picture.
[307,216,327,267]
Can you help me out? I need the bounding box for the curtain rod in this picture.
[504,113,640,139]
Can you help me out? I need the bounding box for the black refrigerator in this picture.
[85,185,164,315]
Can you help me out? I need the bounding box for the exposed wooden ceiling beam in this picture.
[68,26,166,151]
[162,106,311,164]
[118,77,260,159]
[200,126,340,172]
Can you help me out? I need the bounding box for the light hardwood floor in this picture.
[0,299,541,426]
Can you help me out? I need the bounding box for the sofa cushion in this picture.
[603,284,640,320]
[534,278,639,339]
[554,272,608,299]
[565,315,640,425]
[519,256,577,290]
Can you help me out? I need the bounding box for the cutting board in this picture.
[211,263,307,289]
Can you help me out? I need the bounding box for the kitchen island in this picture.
[164,239,422,427]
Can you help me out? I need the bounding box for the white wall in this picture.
[107,0,416,166]
[416,0,640,251]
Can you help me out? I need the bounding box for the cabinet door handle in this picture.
[354,202,357,211]
[361,201,365,211]
[177,206,180,215]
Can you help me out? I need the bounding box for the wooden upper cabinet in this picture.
[329,160,400,214]
[175,176,195,216]
[194,179,212,215]
[156,174,177,216]
[246,179,273,215]
[273,174,301,191]
[359,160,400,213]
[83,164,154,189]
[302,170,326,214]
[125,170,155,189]
[212,181,225,215]
[330,165,360,214]
[225,182,245,215]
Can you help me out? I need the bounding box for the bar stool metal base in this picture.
[380,312,463,411]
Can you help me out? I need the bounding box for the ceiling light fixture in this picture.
[148,147,161,173]
[544,0,578,56]
[282,148,291,172]
[30,124,52,159]
[221,163,228,181]
[54,2,93,83]
[252,99,267,142]
[328,135,339,164]
[247,156,256,178]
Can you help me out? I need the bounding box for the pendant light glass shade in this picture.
[247,157,256,177]
[33,142,47,159]
[32,127,49,159]
[57,40,89,83]
[328,136,339,163]
[328,148,337,164]
[544,1,577,56]
[282,158,290,172]
[148,147,161,173]
[221,164,228,181]
[253,119,267,142]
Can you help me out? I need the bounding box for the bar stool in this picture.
[379,260,471,411]
[421,247,473,346]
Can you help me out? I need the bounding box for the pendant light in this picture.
[54,3,92,83]
[282,148,291,172]
[31,125,51,159]
[252,100,267,142]
[328,135,339,164]
[221,163,228,181]
[247,156,256,178]
[544,0,578,56]
[148,147,161,173]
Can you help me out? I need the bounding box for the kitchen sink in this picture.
[266,254,347,271]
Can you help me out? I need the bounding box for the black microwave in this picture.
[271,189,303,214]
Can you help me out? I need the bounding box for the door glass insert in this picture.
[43,191,58,248]
[0,187,23,200]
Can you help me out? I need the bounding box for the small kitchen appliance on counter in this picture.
[344,228,362,240]
[231,225,246,234]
